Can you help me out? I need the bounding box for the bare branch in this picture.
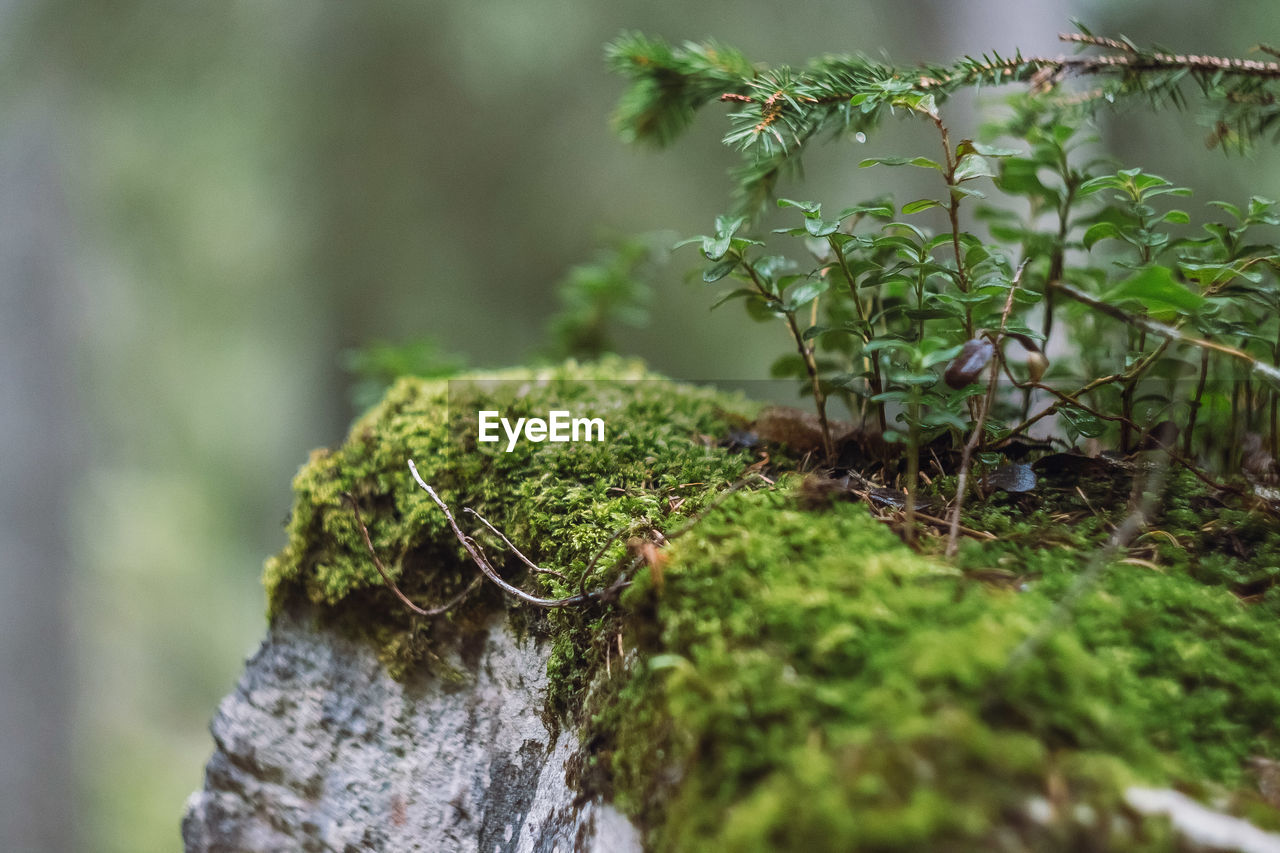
[342,492,481,617]
[408,460,631,609]
[464,507,570,582]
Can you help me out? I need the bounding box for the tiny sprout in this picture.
[945,337,995,389]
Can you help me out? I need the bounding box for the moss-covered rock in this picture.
[263,356,754,684]
[606,485,1280,849]
[263,358,1280,851]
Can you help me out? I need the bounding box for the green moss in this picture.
[263,356,754,692]
[603,486,1280,850]
[264,359,1280,850]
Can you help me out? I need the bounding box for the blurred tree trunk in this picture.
[0,99,79,852]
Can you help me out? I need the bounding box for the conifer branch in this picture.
[608,29,1280,213]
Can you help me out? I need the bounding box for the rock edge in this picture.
[182,607,641,853]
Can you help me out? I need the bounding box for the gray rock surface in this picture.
[182,607,641,853]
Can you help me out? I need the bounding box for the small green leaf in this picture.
[920,343,965,369]
[727,236,765,253]
[864,338,914,355]
[784,278,829,310]
[902,198,943,215]
[754,255,794,279]
[997,157,1056,201]
[871,391,912,406]
[714,213,747,235]
[860,156,943,171]
[836,202,894,220]
[777,198,820,214]
[805,217,841,237]
[703,258,739,282]
[1060,406,1106,438]
[1178,261,1236,286]
[770,354,807,378]
[1078,175,1125,197]
[1143,185,1192,199]
[1083,221,1122,250]
[702,236,730,260]
[1101,265,1204,315]
[884,221,929,243]
[891,92,938,117]
[925,234,954,253]
[893,372,938,387]
[1247,196,1280,225]
[705,216,747,259]
[963,141,1020,157]
[977,452,1003,468]
[745,295,776,323]
[709,287,760,310]
[1207,200,1243,221]
[919,411,969,431]
[953,153,998,182]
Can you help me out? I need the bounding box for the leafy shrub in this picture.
[609,29,1280,490]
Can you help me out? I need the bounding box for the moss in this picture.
[263,356,755,695]
[602,486,1280,849]
[264,359,1280,850]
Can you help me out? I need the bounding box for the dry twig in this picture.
[409,460,629,608]
[342,492,482,617]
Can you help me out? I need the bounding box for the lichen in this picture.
[262,358,1280,850]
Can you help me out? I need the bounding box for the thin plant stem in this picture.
[946,260,1027,558]
[904,389,921,546]
[930,113,974,338]
[1185,347,1210,458]
[828,232,886,431]
[343,492,482,617]
[743,258,835,461]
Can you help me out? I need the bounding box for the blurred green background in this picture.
[4,1,1280,850]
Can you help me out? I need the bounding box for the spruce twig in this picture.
[610,30,1280,213]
